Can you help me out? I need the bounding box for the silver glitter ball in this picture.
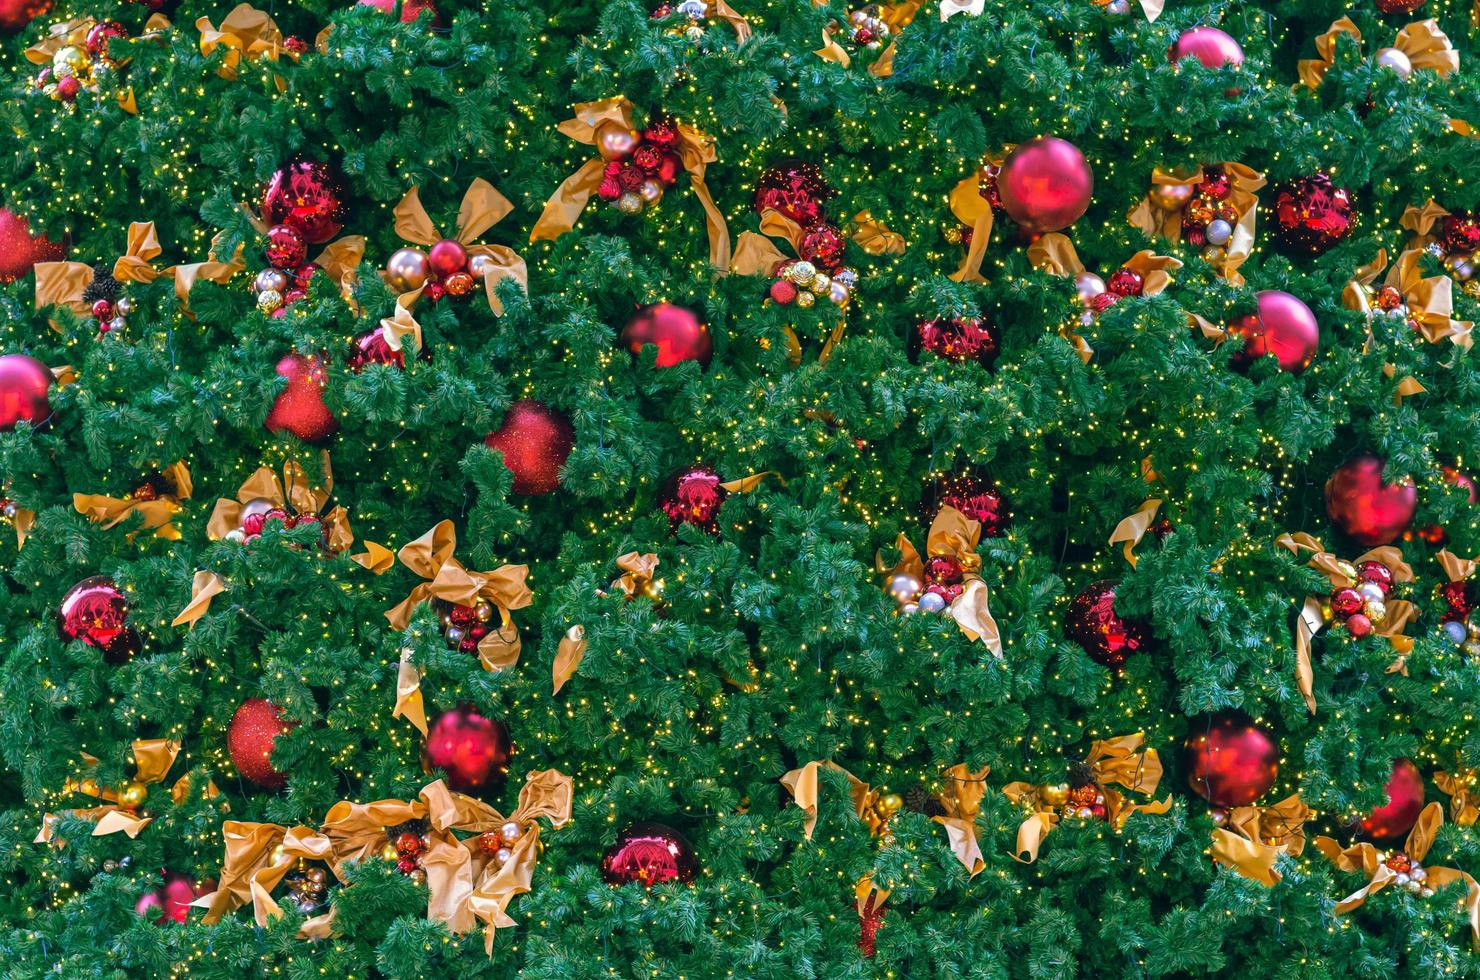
[1205,219,1233,247]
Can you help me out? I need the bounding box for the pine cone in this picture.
[82,264,119,304]
[1067,760,1096,789]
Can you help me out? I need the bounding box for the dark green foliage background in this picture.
[3,0,1480,975]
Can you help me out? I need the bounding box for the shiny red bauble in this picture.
[798,223,846,274]
[0,353,53,430]
[997,137,1094,234]
[1183,710,1280,807]
[1270,174,1354,257]
[427,239,469,278]
[621,303,712,368]
[915,316,1000,367]
[0,207,66,282]
[264,224,308,270]
[1440,213,1480,256]
[1168,26,1245,70]
[423,706,512,796]
[0,0,49,31]
[660,465,727,534]
[346,328,405,372]
[84,19,125,54]
[1065,580,1149,669]
[754,161,833,228]
[1359,758,1425,842]
[260,160,349,245]
[1106,268,1145,297]
[1326,454,1417,546]
[483,399,575,495]
[1374,0,1426,13]
[266,353,338,443]
[601,822,698,887]
[1227,291,1320,374]
[136,871,208,925]
[227,698,294,789]
[358,0,440,24]
[922,472,1011,537]
[58,576,141,664]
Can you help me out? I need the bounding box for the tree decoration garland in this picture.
[72,460,192,541]
[1027,233,1182,363]
[385,179,526,312]
[1209,794,1313,886]
[1402,199,1480,300]
[732,209,858,310]
[35,739,212,843]
[33,221,172,335]
[1298,17,1458,88]
[875,505,1002,654]
[194,824,338,937]
[1127,163,1264,285]
[249,217,363,317]
[206,457,354,553]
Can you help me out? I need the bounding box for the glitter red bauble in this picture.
[483,399,575,495]
[359,0,441,22]
[915,317,1000,366]
[1183,711,1279,807]
[266,353,338,443]
[1326,454,1417,546]
[754,161,834,228]
[1168,27,1244,70]
[1374,0,1426,13]
[264,224,308,270]
[1358,758,1425,842]
[0,207,66,282]
[1356,560,1394,595]
[423,706,511,796]
[996,137,1094,234]
[922,472,1011,537]
[798,223,846,274]
[1227,291,1320,374]
[58,576,140,663]
[1440,213,1480,255]
[346,328,404,372]
[1065,580,1149,669]
[428,239,468,278]
[136,872,207,925]
[1106,268,1145,297]
[260,160,349,245]
[1270,174,1354,257]
[0,353,53,430]
[660,465,727,534]
[621,303,712,368]
[601,822,698,887]
[228,698,294,789]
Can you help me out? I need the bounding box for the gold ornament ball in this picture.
[257,290,283,314]
[1375,47,1413,80]
[53,45,88,73]
[879,793,904,814]
[1041,783,1069,806]
[468,253,497,280]
[1200,245,1225,263]
[796,289,816,309]
[474,601,494,623]
[638,178,665,205]
[615,192,644,215]
[409,868,428,886]
[787,261,817,285]
[943,225,962,245]
[1149,184,1194,211]
[828,281,851,305]
[1335,560,1357,581]
[379,843,399,862]
[810,272,832,294]
[595,122,640,161]
[117,780,148,809]
[385,247,430,292]
[1365,600,1388,625]
[305,866,327,884]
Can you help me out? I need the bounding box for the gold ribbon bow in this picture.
[934,763,989,876]
[206,456,354,553]
[705,0,751,41]
[1210,794,1312,886]
[1403,198,1460,251]
[1299,18,1458,90]
[779,760,875,840]
[194,822,338,937]
[531,98,731,272]
[37,739,196,843]
[947,149,1009,284]
[1343,248,1472,350]
[24,16,162,113]
[552,625,587,696]
[73,460,192,541]
[392,179,526,315]
[172,234,246,311]
[171,569,229,629]
[1110,499,1162,568]
[1027,234,1182,364]
[1437,769,1480,827]
[197,4,297,81]
[1277,533,1417,713]
[1315,802,1480,949]
[1002,733,1171,863]
[378,295,424,356]
[239,205,365,301]
[875,505,1002,654]
[34,221,172,325]
[1126,163,1264,286]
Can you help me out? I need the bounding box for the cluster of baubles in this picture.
[0,352,54,430]
[1269,173,1355,257]
[767,259,855,309]
[58,575,140,663]
[1382,850,1437,897]
[1438,578,1477,651]
[842,4,890,48]
[659,465,726,534]
[221,498,325,547]
[887,554,966,616]
[32,20,124,104]
[1074,266,1149,325]
[1159,166,1239,252]
[601,822,698,886]
[1039,769,1109,821]
[423,706,512,796]
[475,818,529,874]
[253,161,348,315]
[227,697,294,788]
[277,859,332,914]
[383,821,432,884]
[433,598,497,655]
[1089,0,1134,15]
[594,116,684,218]
[1326,454,1417,546]
[384,239,491,303]
[914,315,1000,366]
[1226,290,1320,374]
[1320,558,1398,639]
[80,264,134,336]
[921,472,1010,538]
[650,0,708,41]
[1183,711,1279,808]
[1424,209,1480,298]
[1065,581,1149,669]
[752,162,859,308]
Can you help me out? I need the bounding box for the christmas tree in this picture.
[3,0,1480,973]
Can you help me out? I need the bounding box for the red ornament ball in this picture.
[58,576,140,664]
[0,353,53,430]
[1270,174,1354,257]
[1346,613,1373,636]
[423,706,512,796]
[660,465,727,534]
[754,160,834,228]
[264,225,308,270]
[1065,580,1149,669]
[1184,711,1279,807]
[768,279,798,305]
[483,400,575,495]
[1330,587,1364,618]
[55,75,80,101]
[798,223,846,274]
[1106,268,1145,297]
[915,316,1001,367]
[923,472,1011,537]
[0,0,47,32]
[0,207,66,282]
[996,136,1094,234]
[602,822,698,887]
[923,554,964,586]
[1374,0,1426,13]
[1227,291,1319,374]
[427,239,469,278]
[84,19,125,54]
[1356,560,1395,595]
[1359,759,1425,842]
[346,328,405,372]
[260,160,349,245]
[1326,454,1417,546]
[228,698,295,789]
[136,872,207,925]
[1440,212,1480,256]
[359,0,441,22]
[621,303,712,368]
[266,353,338,443]
[1168,26,1245,70]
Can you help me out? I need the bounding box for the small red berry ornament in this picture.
[1359,759,1426,842]
[996,137,1094,234]
[58,576,140,663]
[1065,580,1149,669]
[0,353,54,430]
[915,317,1000,366]
[1183,711,1280,807]
[483,400,575,495]
[260,160,349,245]
[1227,291,1320,374]
[1325,454,1417,546]
[423,706,512,796]
[602,822,698,886]
[621,303,712,368]
[660,465,727,534]
[0,207,66,282]
[227,698,294,789]
[1270,174,1354,257]
[921,472,1011,537]
[266,353,338,443]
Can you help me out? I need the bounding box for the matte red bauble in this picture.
[754,161,834,228]
[266,353,338,443]
[922,472,1011,537]
[601,822,698,886]
[1374,0,1425,13]
[660,465,727,534]
[1325,454,1417,546]
[427,239,469,278]
[1359,758,1425,842]
[483,399,575,495]
[1167,27,1245,70]
[58,576,140,663]
[0,353,53,430]
[1227,291,1319,373]
[136,872,208,925]
[1270,174,1354,257]
[358,0,440,24]
[621,303,712,368]
[260,160,349,245]
[423,706,511,796]
[0,207,66,282]
[228,698,294,789]
[1065,580,1149,669]
[996,137,1094,234]
[915,316,1001,367]
[1183,711,1279,807]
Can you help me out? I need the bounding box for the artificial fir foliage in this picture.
[5,0,1480,975]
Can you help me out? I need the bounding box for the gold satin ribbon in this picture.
[1110,499,1162,568]
[1402,198,1455,250]
[1437,769,1480,827]
[933,763,988,875]
[848,210,906,255]
[206,456,354,554]
[196,3,296,81]
[1300,17,1457,90]
[73,460,191,541]
[875,505,1002,655]
[392,179,526,314]
[1210,794,1312,886]
[34,221,171,321]
[552,625,587,695]
[172,569,228,629]
[608,551,660,598]
[706,0,751,41]
[1027,234,1181,363]
[194,822,337,938]
[946,150,1008,284]
[7,503,36,550]
[1127,163,1263,286]
[36,739,192,843]
[780,760,873,840]
[531,98,731,272]
[379,296,423,356]
[173,234,245,310]
[1344,248,1472,350]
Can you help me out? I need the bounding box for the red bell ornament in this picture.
[266,353,338,443]
[1358,758,1425,842]
[1183,710,1280,807]
[996,137,1094,234]
[0,353,54,430]
[483,400,575,495]
[601,822,698,886]
[621,303,712,368]
[1227,290,1319,374]
[227,698,295,789]
[1325,454,1417,546]
[58,576,141,663]
[423,706,512,796]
